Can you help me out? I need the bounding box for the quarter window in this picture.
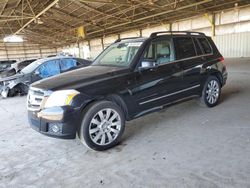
[193,38,203,55]
[144,38,174,65]
[174,37,196,60]
[197,38,212,54]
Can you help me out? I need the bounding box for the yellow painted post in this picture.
[204,13,215,38]
[77,26,86,38]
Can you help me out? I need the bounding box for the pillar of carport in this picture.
[204,13,215,38]
[3,43,9,60]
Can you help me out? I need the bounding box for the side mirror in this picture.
[139,59,158,71]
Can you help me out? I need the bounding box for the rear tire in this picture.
[200,76,221,107]
[79,101,125,151]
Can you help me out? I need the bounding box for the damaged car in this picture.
[0,56,91,98]
[0,60,16,71]
[0,59,37,78]
[0,63,11,72]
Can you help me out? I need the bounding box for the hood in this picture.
[32,65,130,91]
[0,72,24,82]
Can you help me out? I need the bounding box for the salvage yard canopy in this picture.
[0,0,249,47]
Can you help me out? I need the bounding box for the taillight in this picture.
[219,57,224,63]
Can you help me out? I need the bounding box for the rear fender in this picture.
[201,69,223,87]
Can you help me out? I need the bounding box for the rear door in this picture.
[173,36,203,96]
[31,59,60,82]
[60,58,78,73]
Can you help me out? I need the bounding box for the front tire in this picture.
[201,76,221,107]
[79,101,125,151]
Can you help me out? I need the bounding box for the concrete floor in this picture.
[0,58,250,188]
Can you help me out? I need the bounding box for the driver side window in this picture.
[36,60,60,78]
[144,38,174,65]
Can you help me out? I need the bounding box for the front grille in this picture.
[27,87,46,112]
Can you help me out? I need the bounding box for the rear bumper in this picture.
[28,106,80,139]
[222,71,228,86]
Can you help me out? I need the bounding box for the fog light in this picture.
[49,123,62,133]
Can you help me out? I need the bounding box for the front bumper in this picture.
[28,106,80,139]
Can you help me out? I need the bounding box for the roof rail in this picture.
[150,31,205,38]
[114,37,142,43]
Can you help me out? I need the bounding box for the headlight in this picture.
[44,89,79,108]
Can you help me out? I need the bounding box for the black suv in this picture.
[27,31,228,151]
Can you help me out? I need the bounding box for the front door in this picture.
[132,37,183,113]
[31,59,60,83]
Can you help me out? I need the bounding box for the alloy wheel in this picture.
[206,80,220,104]
[89,108,121,146]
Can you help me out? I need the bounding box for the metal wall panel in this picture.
[120,30,140,38]
[103,35,118,48]
[214,32,250,57]
[0,43,58,60]
[89,38,102,59]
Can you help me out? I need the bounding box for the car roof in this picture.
[40,56,76,62]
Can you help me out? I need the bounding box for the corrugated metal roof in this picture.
[0,0,250,47]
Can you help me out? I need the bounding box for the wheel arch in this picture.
[209,71,223,86]
[105,94,129,120]
[202,68,223,87]
[78,94,129,121]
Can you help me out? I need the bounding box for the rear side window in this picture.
[173,37,196,60]
[60,58,77,71]
[197,38,212,54]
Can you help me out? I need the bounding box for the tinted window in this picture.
[193,38,203,55]
[144,38,174,65]
[198,38,212,54]
[60,58,77,71]
[37,60,60,78]
[174,37,196,59]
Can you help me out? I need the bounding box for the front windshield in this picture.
[21,59,43,74]
[93,41,143,67]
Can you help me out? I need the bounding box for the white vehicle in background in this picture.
[0,59,37,78]
[0,56,91,98]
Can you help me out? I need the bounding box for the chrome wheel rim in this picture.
[89,108,121,146]
[206,80,220,104]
